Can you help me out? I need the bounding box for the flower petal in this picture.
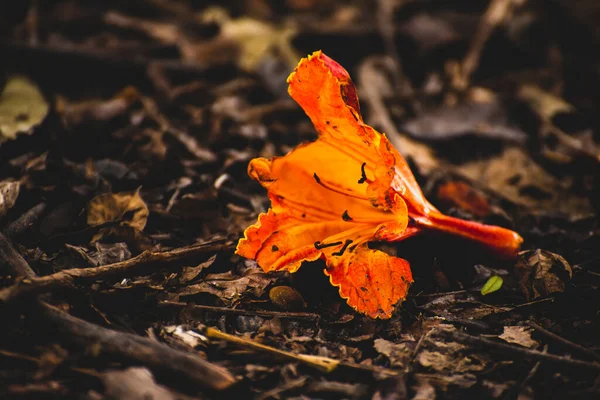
[324,245,413,319]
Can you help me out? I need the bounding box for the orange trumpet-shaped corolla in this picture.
[236,51,523,319]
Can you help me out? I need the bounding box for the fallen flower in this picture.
[236,51,523,319]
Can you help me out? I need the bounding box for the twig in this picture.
[201,326,398,377]
[527,321,600,362]
[139,95,217,162]
[37,302,236,391]
[0,234,37,279]
[453,0,523,90]
[357,57,438,174]
[0,240,233,305]
[441,329,600,371]
[159,300,321,321]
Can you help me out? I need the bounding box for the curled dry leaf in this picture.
[0,181,20,217]
[87,189,149,231]
[514,249,573,301]
[0,76,49,144]
[236,51,523,319]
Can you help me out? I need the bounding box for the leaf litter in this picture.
[0,0,599,399]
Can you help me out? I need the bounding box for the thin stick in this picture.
[441,329,600,371]
[0,241,232,304]
[453,0,521,90]
[527,321,600,362]
[159,300,320,321]
[0,234,37,279]
[202,326,398,377]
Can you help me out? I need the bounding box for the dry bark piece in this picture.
[514,250,573,301]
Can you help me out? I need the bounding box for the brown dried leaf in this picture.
[514,249,573,301]
[457,146,593,216]
[87,189,149,231]
[498,326,539,349]
[373,336,416,368]
[176,270,277,306]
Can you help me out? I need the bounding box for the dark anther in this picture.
[332,239,353,256]
[342,210,353,221]
[313,173,321,184]
[314,241,343,250]
[271,245,279,252]
[358,162,368,184]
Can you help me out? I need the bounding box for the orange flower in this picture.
[236,51,523,319]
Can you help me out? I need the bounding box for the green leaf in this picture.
[481,275,503,296]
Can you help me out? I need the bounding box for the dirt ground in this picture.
[1,1,599,399]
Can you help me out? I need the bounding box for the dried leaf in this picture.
[0,180,20,217]
[457,146,593,216]
[0,76,48,143]
[176,270,277,306]
[373,337,415,368]
[403,91,527,143]
[498,326,539,349]
[481,275,503,296]
[514,249,573,301]
[87,189,149,231]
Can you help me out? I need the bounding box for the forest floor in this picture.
[1,0,599,399]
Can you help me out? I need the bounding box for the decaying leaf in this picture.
[87,189,149,231]
[403,89,527,143]
[481,275,503,295]
[498,326,539,349]
[0,180,20,217]
[175,269,277,306]
[514,249,573,301]
[373,336,416,368]
[236,51,523,319]
[202,7,300,72]
[0,76,49,144]
[412,325,489,390]
[457,146,593,216]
